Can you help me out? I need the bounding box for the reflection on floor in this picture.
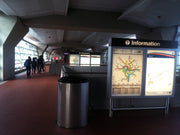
[0,68,180,135]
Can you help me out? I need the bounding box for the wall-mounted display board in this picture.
[69,54,80,66]
[112,49,143,96]
[107,38,178,117]
[91,55,101,66]
[69,53,101,66]
[80,55,90,66]
[145,50,175,96]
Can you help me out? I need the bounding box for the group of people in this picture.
[24,55,45,77]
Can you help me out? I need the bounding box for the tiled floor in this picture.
[0,69,180,135]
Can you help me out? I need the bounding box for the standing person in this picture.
[32,57,37,75]
[24,56,31,77]
[37,55,45,73]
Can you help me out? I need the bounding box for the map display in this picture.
[112,49,143,96]
[91,55,100,66]
[80,55,90,66]
[70,54,79,65]
[145,50,175,96]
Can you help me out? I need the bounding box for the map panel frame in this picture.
[108,47,177,98]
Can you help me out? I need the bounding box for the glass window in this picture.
[176,31,180,77]
[43,52,49,62]
[15,40,39,72]
[176,50,180,74]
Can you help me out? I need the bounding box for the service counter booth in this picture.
[107,38,178,117]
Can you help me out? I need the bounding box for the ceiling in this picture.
[0,0,180,55]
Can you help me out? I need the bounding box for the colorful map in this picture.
[70,54,79,65]
[112,49,143,96]
[115,56,140,82]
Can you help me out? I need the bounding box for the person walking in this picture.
[24,56,32,77]
[32,57,37,75]
[37,55,45,73]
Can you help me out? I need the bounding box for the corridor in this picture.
[0,70,180,135]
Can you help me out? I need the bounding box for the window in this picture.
[15,40,38,72]
[44,52,49,62]
[176,52,180,75]
[176,31,180,77]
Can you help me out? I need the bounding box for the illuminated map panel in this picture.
[145,50,175,96]
[70,54,79,66]
[112,49,143,96]
[80,55,90,66]
[91,55,100,66]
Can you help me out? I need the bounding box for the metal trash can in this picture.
[57,76,89,128]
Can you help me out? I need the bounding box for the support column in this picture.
[0,13,28,81]
[42,45,48,56]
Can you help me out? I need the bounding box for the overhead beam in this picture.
[118,0,147,20]
[42,45,48,55]
[56,30,64,43]
[50,49,55,56]
[23,9,150,34]
[48,41,92,48]
[0,1,16,15]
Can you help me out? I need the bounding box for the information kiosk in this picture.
[107,38,178,117]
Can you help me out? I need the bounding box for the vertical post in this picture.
[165,97,170,115]
[109,97,113,117]
[107,46,113,117]
[42,45,48,56]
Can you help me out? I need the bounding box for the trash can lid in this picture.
[58,76,89,83]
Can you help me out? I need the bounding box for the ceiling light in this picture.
[87,48,92,51]
[102,43,109,47]
[126,34,136,39]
